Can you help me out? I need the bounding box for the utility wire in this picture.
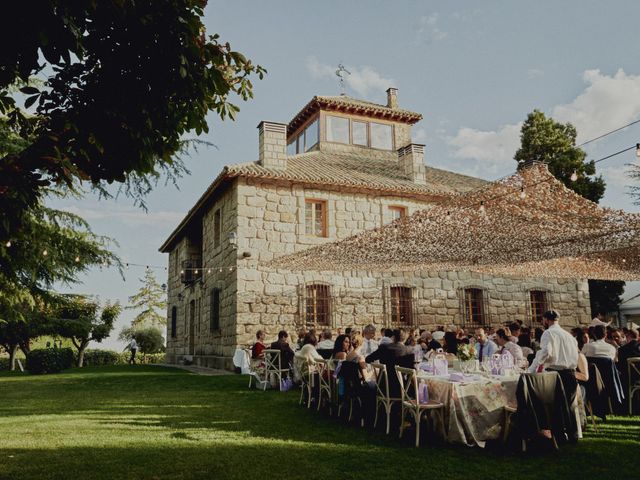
[592,144,638,164]
[577,119,640,147]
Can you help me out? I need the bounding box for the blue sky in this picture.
[51,0,640,348]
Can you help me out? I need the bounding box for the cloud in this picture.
[60,204,184,227]
[527,68,544,79]
[305,57,394,98]
[415,14,447,44]
[446,68,640,177]
[447,123,522,175]
[552,69,640,143]
[413,128,428,143]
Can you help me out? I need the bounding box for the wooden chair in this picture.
[262,349,289,391]
[371,363,402,435]
[315,359,332,413]
[502,405,517,443]
[336,361,364,425]
[245,349,266,389]
[298,360,315,408]
[628,357,640,415]
[395,366,445,447]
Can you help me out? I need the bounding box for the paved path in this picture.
[154,363,231,376]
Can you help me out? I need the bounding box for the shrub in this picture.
[26,348,75,374]
[82,349,120,367]
[117,352,165,365]
[0,357,9,371]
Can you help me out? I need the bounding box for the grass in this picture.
[0,366,638,480]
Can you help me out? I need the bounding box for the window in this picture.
[370,122,393,150]
[210,288,221,332]
[306,284,331,326]
[213,208,222,249]
[388,206,407,222]
[170,306,177,338]
[326,115,350,144]
[305,199,327,237]
[287,140,296,156]
[305,119,318,151]
[352,121,368,146]
[463,288,486,327]
[390,286,413,325]
[530,290,548,324]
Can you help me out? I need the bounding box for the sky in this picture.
[49,0,640,349]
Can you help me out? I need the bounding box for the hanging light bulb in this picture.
[5,241,11,248]
[75,256,80,263]
[194,269,199,275]
[207,268,211,274]
[180,269,184,274]
[636,143,640,158]
[570,170,578,182]
[622,258,627,263]
[229,267,233,272]
[43,249,48,256]
[479,201,485,213]
[519,187,526,199]
[445,211,451,221]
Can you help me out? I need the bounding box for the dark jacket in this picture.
[586,356,625,414]
[515,372,577,445]
[269,340,294,368]
[365,342,412,397]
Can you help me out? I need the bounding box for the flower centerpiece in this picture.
[456,344,476,373]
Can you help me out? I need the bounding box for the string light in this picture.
[636,143,640,158]
[207,268,211,274]
[519,187,526,199]
[5,241,11,248]
[479,201,485,214]
[75,256,80,263]
[445,211,451,221]
[570,171,578,182]
[42,249,48,256]
[126,263,130,269]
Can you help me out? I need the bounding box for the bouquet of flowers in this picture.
[456,343,476,362]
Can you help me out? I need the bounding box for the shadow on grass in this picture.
[0,366,638,480]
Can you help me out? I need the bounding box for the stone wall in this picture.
[234,178,591,347]
[165,181,239,369]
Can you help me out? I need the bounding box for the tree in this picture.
[514,110,622,312]
[119,326,165,360]
[589,280,625,317]
[0,1,265,253]
[52,296,121,367]
[126,269,167,328]
[514,110,606,202]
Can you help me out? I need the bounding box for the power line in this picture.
[577,119,640,147]
[592,144,638,164]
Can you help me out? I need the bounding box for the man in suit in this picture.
[270,330,295,368]
[365,329,411,396]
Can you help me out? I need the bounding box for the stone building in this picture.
[160,89,591,370]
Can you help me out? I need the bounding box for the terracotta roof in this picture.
[288,95,423,134]
[226,150,487,197]
[159,150,487,252]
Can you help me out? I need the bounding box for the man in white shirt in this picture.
[316,329,334,351]
[379,328,393,346]
[125,338,138,365]
[581,325,617,360]
[528,310,579,442]
[362,324,379,356]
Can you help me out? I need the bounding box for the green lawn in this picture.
[0,366,638,480]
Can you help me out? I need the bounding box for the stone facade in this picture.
[162,91,591,370]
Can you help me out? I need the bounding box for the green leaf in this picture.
[20,86,40,95]
[24,94,40,109]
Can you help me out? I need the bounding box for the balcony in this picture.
[180,256,202,285]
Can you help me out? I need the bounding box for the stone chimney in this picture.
[386,87,398,109]
[257,121,287,169]
[398,144,426,185]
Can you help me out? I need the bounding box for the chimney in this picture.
[386,87,398,109]
[398,144,427,185]
[257,121,287,169]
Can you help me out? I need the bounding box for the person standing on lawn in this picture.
[124,338,138,365]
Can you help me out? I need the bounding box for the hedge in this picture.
[26,348,75,374]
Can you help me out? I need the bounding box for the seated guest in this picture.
[252,330,267,359]
[346,334,374,383]
[617,328,639,385]
[294,332,323,380]
[495,328,526,367]
[608,327,624,348]
[509,322,521,343]
[379,328,393,346]
[443,331,459,356]
[430,330,445,351]
[333,334,351,361]
[362,324,379,356]
[365,329,411,396]
[582,325,616,360]
[316,329,334,350]
[532,327,544,351]
[518,333,535,358]
[270,330,295,368]
[475,327,498,362]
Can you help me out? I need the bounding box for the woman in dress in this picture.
[333,334,351,361]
